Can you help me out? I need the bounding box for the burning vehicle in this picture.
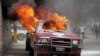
[27,20,82,56]
[2,0,83,55]
[10,4,83,56]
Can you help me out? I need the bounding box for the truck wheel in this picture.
[50,54,53,56]
[72,54,80,56]
[75,54,80,56]
[57,54,61,56]
[57,54,70,56]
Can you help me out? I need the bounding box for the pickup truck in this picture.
[26,20,83,56]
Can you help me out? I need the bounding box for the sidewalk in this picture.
[4,40,29,56]
[12,40,26,49]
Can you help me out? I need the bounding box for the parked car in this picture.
[17,25,27,41]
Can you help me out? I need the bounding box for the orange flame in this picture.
[15,4,39,31]
[47,12,69,30]
[15,4,69,31]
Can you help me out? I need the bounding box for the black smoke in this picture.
[1,0,19,20]
[34,0,45,7]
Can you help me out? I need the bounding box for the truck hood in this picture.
[36,31,80,39]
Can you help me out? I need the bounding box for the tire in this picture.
[18,33,25,41]
[72,54,80,56]
[57,54,62,56]
[75,54,80,56]
[57,54,70,56]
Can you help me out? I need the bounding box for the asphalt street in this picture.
[81,34,100,56]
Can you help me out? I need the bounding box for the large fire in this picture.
[15,4,69,31]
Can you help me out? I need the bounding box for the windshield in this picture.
[42,21,68,32]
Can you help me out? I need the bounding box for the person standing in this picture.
[94,25,99,38]
[80,25,85,39]
[26,32,31,51]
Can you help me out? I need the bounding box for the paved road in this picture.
[81,34,100,56]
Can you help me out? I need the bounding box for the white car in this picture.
[17,25,27,41]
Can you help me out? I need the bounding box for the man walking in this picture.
[80,25,85,39]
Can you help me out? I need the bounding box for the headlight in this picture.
[37,37,50,43]
[73,40,78,45]
[41,39,48,42]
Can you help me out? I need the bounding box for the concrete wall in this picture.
[2,19,12,54]
[0,1,12,56]
[0,1,3,56]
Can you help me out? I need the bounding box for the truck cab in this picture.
[28,20,82,56]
